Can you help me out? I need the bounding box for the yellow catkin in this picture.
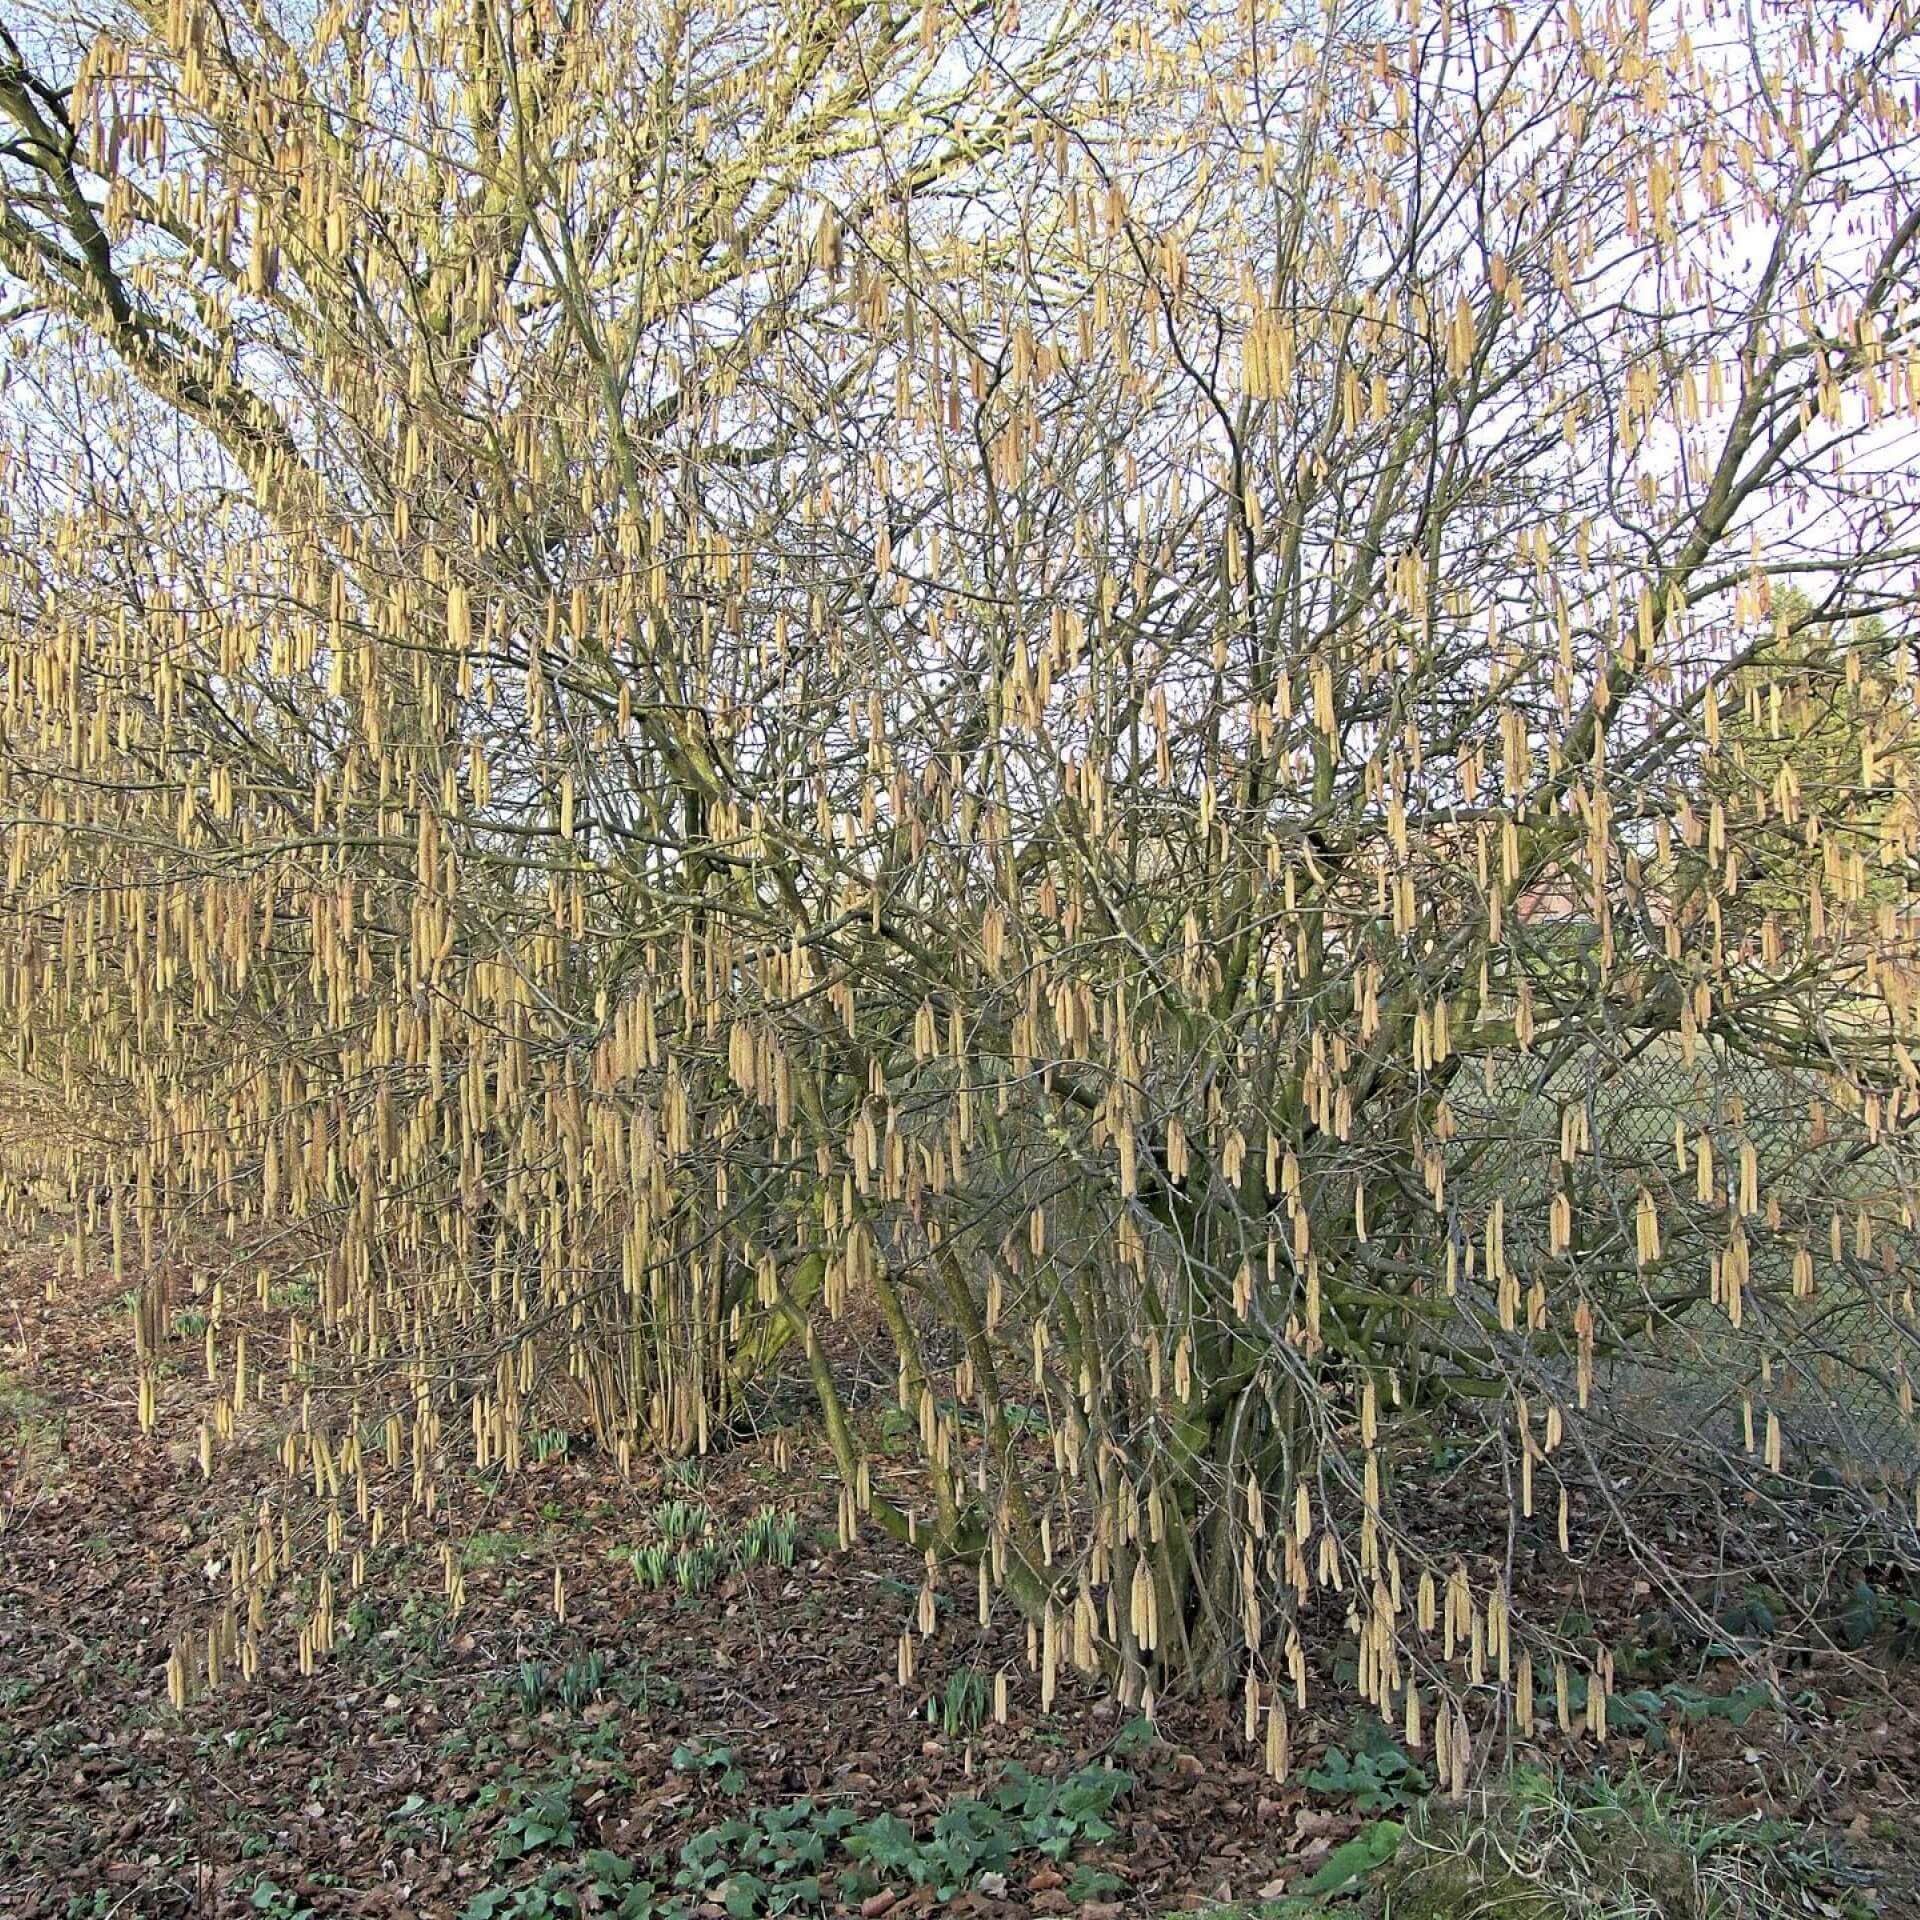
[1264,1702,1290,1782]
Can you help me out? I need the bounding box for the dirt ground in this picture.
[3,1253,1919,1919]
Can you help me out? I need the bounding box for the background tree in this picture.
[1684,585,1916,925]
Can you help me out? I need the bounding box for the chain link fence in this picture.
[1447,1024,1920,1483]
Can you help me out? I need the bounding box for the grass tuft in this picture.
[1186,1765,1877,1920]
